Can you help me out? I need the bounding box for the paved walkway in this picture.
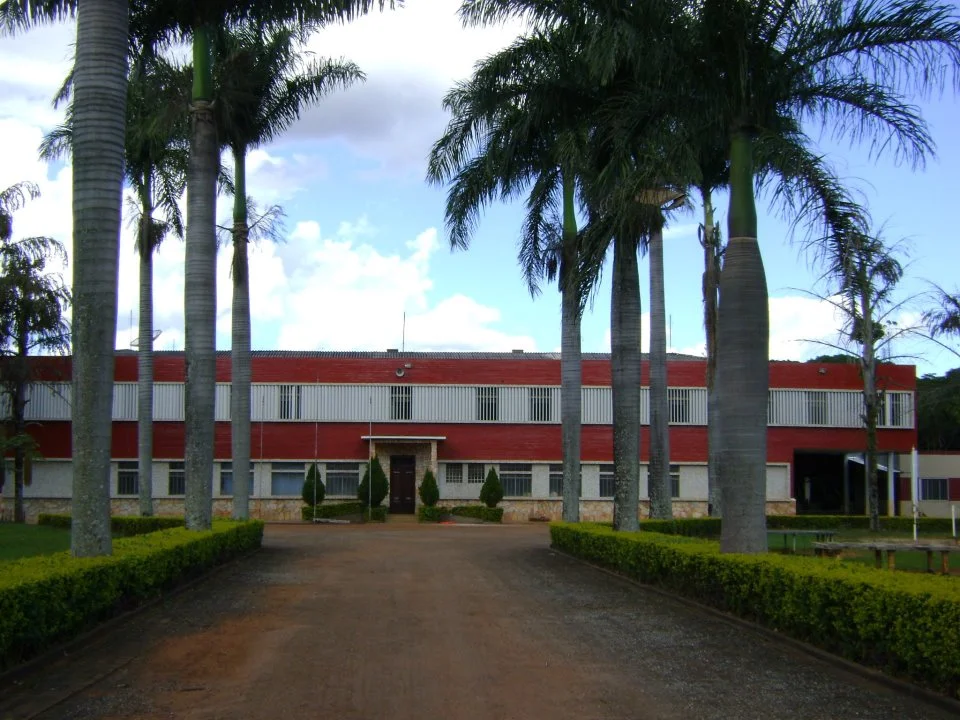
[1,524,955,719]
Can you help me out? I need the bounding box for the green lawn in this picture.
[767,530,960,573]
[0,523,71,562]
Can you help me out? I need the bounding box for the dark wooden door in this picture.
[389,456,416,514]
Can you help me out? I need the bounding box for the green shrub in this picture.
[419,469,439,507]
[642,518,721,537]
[302,463,325,506]
[418,506,445,522]
[357,456,388,508]
[37,514,185,537]
[300,502,364,522]
[551,523,960,698]
[479,467,503,508]
[450,505,503,523]
[1,520,263,671]
[364,506,387,522]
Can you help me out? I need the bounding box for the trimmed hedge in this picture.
[551,523,960,698]
[38,514,185,537]
[301,502,364,522]
[418,506,446,522]
[642,518,721,537]
[364,506,387,522]
[1,520,263,671]
[450,505,503,523]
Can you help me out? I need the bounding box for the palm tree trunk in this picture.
[560,173,581,523]
[70,0,128,557]
[137,177,154,517]
[648,222,671,519]
[701,186,722,517]
[860,284,880,531]
[231,144,252,520]
[13,369,26,523]
[184,27,217,531]
[717,131,769,554]
[611,234,641,532]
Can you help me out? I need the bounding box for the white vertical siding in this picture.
[10,381,915,430]
[215,383,231,421]
[154,383,184,420]
[22,382,72,420]
[112,382,137,420]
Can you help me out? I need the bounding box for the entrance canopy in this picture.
[360,435,446,443]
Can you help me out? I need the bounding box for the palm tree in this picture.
[427,29,595,524]
[40,52,190,519]
[0,185,71,523]
[4,0,402,538]
[689,0,960,553]
[213,23,362,519]
[2,0,131,556]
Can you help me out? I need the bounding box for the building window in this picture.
[168,461,185,496]
[271,462,304,496]
[118,461,139,496]
[921,478,948,501]
[326,462,361,496]
[476,387,499,421]
[806,391,828,425]
[529,387,551,422]
[549,463,581,497]
[889,392,907,427]
[391,385,412,421]
[500,463,532,497]
[220,462,255,496]
[445,463,463,483]
[669,388,691,424]
[670,464,680,498]
[549,464,563,497]
[279,384,301,420]
[467,463,485,483]
[599,464,615,498]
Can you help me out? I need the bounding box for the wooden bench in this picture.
[768,529,837,553]
[813,541,956,574]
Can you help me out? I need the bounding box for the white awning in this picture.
[361,435,446,442]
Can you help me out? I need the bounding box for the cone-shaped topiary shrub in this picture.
[358,456,388,508]
[302,463,324,506]
[419,469,439,507]
[479,467,503,508]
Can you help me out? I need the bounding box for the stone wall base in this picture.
[6,497,796,524]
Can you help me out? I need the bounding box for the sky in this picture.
[1,1,959,377]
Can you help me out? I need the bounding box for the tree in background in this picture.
[0,183,71,522]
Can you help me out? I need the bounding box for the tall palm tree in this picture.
[40,52,190,519]
[3,0,402,537]
[213,23,362,519]
[2,0,131,555]
[428,29,595,524]
[690,0,960,553]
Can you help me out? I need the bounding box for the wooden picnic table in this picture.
[813,540,956,574]
[768,528,837,553]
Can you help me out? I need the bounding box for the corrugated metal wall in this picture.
[10,381,913,430]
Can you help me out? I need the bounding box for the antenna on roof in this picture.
[402,311,406,352]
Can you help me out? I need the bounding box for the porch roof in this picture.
[360,435,446,442]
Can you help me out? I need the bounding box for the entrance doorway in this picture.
[389,455,416,514]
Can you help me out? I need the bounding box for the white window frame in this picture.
[920,477,948,501]
[499,463,532,497]
[669,389,691,424]
[279,384,302,420]
[117,461,139,496]
[390,385,412,421]
[476,387,499,422]
[445,463,463,483]
[529,387,551,422]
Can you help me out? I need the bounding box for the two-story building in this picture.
[1,350,918,522]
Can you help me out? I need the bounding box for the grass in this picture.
[0,523,71,562]
[767,529,960,573]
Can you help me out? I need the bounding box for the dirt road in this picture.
[1,524,955,720]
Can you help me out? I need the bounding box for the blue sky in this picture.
[1,1,959,376]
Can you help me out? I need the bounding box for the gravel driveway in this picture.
[1,523,955,720]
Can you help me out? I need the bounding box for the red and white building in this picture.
[2,350,920,522]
